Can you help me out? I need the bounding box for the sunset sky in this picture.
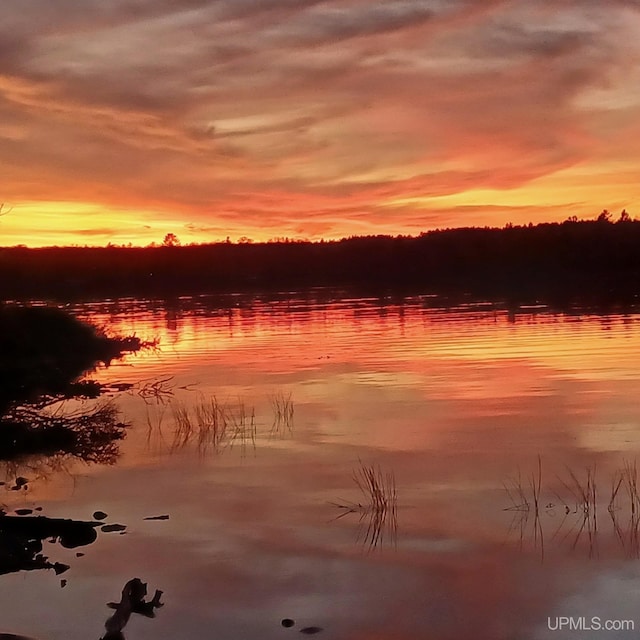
[1,0,640,246]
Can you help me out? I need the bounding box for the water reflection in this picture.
[0,402,127,477]
[610,510,640,558]
[169,396,257,457]
[503,459,640,561]
[269,391,295,439]
[2,295,640,638]
[141,390,296,458]
[331,461,398,551]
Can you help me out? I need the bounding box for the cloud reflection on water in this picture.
[2,296,640,638]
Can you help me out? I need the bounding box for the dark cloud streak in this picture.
[1,0,639,242]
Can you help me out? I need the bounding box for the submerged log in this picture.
[102,578,164,640]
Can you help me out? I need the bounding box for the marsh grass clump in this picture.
[170,401,195,450]
[169,395,228,454]
[604,459,640,516]
[269,390,294,437]
[226,400,256,456]
[606,460,640,557]
[168,395,256,456]
[331,460,398,549]
[501,458,640,559]
[503,458,599,518]
[622,460,640,514]
[558,464,598,516]
[352,461,397,513]
[144,403,169,453]
[502,457,545,558]
[193,395,227,451]
[609,468,625,514]
[503,456,544,519]
[554,464,599,558]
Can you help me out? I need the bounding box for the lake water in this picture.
[2,292,640,639]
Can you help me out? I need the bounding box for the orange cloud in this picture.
[1,1,640,245]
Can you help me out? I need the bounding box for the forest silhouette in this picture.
[1,215,639,300]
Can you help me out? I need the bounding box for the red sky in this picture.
[1,1,640,246]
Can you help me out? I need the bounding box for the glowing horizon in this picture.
[1,2,640,247]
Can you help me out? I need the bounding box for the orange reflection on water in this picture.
[2,296,637,639]
[75,297,640,462]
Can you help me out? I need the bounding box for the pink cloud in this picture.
[1,1,639,244]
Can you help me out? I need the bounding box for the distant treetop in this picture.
[162,233,180,247]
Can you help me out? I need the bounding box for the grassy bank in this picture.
[0,305,142,410]
[0,306,143,459]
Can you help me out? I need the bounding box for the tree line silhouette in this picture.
[1,215,640,300]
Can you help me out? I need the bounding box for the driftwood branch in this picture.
[102,578,164,639]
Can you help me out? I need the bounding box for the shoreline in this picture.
[1,220,639,302]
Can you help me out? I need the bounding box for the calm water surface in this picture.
[2,293,640,639]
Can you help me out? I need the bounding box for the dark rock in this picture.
[93,511,108,520]
[0,515,97,577]
[101,524,126,533]
[0,515,99,550]
[281,619,295,628]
